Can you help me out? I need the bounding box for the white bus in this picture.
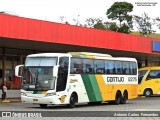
[15,52,138,108]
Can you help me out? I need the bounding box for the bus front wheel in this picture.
[114,92,121,105]
[67,93,78,108]
[39,104,47,108]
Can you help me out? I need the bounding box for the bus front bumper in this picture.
[21,96,56,105]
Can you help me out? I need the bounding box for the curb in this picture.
[0,99,21,103]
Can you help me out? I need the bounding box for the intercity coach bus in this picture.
[15,52,138,108]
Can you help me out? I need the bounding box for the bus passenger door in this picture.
[56,57,69,103]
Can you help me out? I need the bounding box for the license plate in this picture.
[33,99,38,101]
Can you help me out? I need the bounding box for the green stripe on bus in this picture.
[89,75,102,101]
[81,74,96,101]
[81,74,102,102]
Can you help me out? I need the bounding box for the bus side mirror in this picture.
[15,65,24,77]
[53,65,59,77]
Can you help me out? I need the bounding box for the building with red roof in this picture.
[0,14,160,90]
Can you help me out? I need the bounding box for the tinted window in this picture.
[122,62,130,74]
[70,58,82,74]
[147,70,160,79]
[94,60,105,74]
[115,61,122,74]
[105,60,115,74]
[82,59,94,73]
[130,62,137,75]
[57,57,69,91]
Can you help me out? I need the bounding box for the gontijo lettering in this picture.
[107,77,124,82]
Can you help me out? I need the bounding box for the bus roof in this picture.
[69,52,137,62]
[69,52,112,58]
[27,52,137,62]
[27,53,71,57]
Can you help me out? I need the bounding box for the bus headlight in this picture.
[21,92,27,96]
[45,92,56,97]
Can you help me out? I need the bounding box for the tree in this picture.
[85,17,103,28]
[106,2,133,33]
[85,18,118,31]
[86,18,106,30]
[104,22,118,31]
[133,13,155,37]
[94,22,106,30]
[154,17,160,29]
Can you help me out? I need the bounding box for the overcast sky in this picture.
[0,0,159,32]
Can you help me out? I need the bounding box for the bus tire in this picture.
[67,93,78,108]
[39,104,47,108]
[144,89,152,97]
[120,91,128,104]
[114,91,121,105]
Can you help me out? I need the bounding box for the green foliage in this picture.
[133,12,155,36]
[85,17,120,32]
[155,17,160,29]
[104,22,118,31]
[94,22,106,30]
[118,24,130,33]
[85,18,119,31]
[85,17,103,28]
[106,2,133,33]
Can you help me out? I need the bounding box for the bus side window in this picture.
[122,62,130,75]
[115,61,122,74]
[94,60,105,74]
[105,60,115,74]
[82,59,94,74]
[76,64,82,74]
[70,58,82,74]
[130,62,137,75]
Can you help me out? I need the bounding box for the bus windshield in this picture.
[21,57,57,91]
[22,67,54,91]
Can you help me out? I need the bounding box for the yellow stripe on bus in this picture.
[95,75,108,101]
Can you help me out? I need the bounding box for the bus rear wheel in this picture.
[120,92,128,104]
[39,104,47,108]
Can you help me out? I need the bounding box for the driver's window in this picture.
[147,70,160,80]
